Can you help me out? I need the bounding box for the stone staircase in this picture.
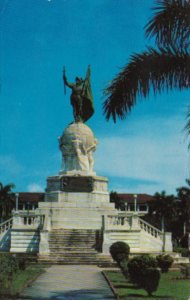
[38,229,114,266]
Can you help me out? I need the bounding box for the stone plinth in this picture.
[37,174,117,230]
[46,175,108,195]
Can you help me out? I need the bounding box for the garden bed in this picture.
[104,270,190,300]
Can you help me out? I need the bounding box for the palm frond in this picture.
[145,0,190,50]
[103,47,190,122]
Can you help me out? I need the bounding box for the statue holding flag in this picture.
[63,66,94,123]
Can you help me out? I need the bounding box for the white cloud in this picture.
[94,115,189,194]
[27,183,44,192]
[0,155,24,176]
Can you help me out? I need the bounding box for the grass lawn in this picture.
[0,264,45,298]
[105,270,190,300]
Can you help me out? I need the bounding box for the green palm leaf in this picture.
[184,106,190,148]
[103,47,190,122]
[145,0,190,50]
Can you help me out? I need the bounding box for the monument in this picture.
[8,67,173,261]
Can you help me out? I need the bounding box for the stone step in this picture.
[39,256,97,260]
[48,241,96,246]
[49,230,97,233]
[47,250,98,254]
[48,237,96,241]
[38,260,98,265]
[49,234,97,238]
[48,236,96,239]
[48,240,96,245]
[49,246,96,251]
[49,231,97,236]
[37,258,116,266]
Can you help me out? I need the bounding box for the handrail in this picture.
[0,218,13,235]
[138,218,162,238]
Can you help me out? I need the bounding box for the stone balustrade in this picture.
[0,218,13,235]
[104,215,133,230]
[104,215,163,240]
[138,218,163,239]
[12,212,45,230]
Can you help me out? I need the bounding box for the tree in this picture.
[103,0,190,131]
[0,182,15,222]
[176,180,190,239]
[110,191,125,210]
[147,191,177,232]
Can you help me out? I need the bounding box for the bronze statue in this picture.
[63,66,94,123]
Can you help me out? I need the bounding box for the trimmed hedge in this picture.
[109,241,130,266]
[127,254,160,296]
[141,267,161,296]
[156,254,174,273]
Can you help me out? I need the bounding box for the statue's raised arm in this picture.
[62,66,94,123]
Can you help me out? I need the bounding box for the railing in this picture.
[12,213,45,230]
[105,215,132,229]
[138,218,162,239]
[0,218,13,235]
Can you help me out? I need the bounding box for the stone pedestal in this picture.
[37,174,117,230]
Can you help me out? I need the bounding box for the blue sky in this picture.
[0,0,189,195]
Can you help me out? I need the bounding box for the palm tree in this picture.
[0,182,15,222]
[103,0,190,124]
[147,191,177,232]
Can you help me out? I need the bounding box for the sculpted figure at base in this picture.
[63,66,94,123]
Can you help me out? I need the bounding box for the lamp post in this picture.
[134,194,137,212]
[15,193,19,211]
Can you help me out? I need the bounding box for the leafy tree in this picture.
[0,182,15,222]
[176,180,190,234]
[110,191,125,210]
[146,191,177,232]
[103,0,190,136]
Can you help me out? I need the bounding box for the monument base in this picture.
[37,174,117,230]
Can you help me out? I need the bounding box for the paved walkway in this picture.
[19,265,115,300]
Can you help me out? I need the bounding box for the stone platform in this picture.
[37,175,117,230]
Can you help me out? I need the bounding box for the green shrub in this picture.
[174,247,189,257]
[142,268,161,296]
[109,241,130,276]
[127,255,160,296]
[128,255,160,296]
[109,241,130,266]
[0,253,19,294]
[128,254,158,286]
[156,254,174,273]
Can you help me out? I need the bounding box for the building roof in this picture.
[118,193,153,204]
[13,192,153,205]
[14,192,45,203]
